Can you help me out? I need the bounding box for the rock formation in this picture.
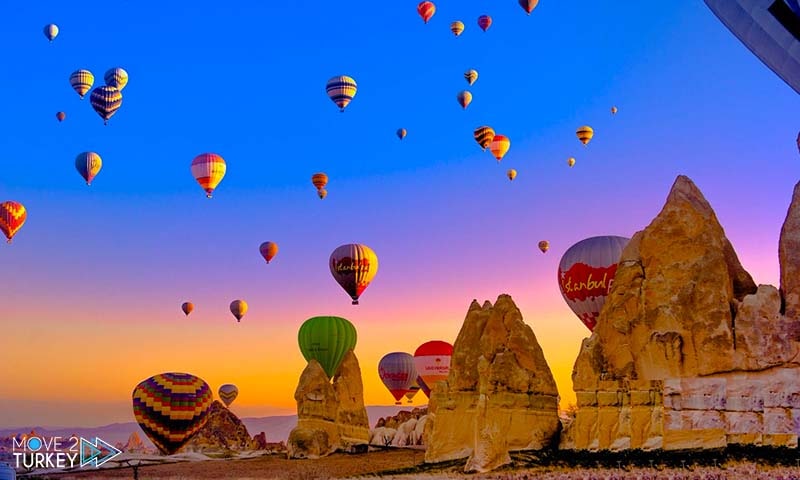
[123,431,148,453]
[565,175,800,451]
[253,433,287,453]
[375,407,428,429]
[178,401,256,453]
[424,294,560,473]
[287,350,370,459]
[372,407,429,447]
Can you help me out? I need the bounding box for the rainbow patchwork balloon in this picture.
[132,372,213,455]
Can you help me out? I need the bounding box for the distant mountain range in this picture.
[0,405,415,449]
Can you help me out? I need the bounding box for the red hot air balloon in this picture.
[378,352,417,405]
[259,241,278,264]
[329,243,379,305]
[413,340,453,398]
[557,236,630,332]
[519,0,539,15]
[478,15,492,32]
[417,1,436,23]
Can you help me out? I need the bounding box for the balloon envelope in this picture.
[379,352,417,404]
[450,21,464,36]
[464,69,478,86]
[69,70,94,99]
[298,316,357,379]
[181,302,194,316]
[218,384,239,407]
[457,90,472,109]
[538,240,549,253]
[478,15,492,31]
[414,341,453,397]
[56,112,66,122]
[89,86,122,125]
[230,300,248,322]
[417,1,436,23]
[104,67,129,91]
[44,24,59,41]
[191,153,226,198]
[75,152,102,186]
[473,126,495,151]
[260,241,279,263]
[397,128,407,140]
[558,235,630,331]
[329,244,379,305]
[0,201,27,243]
[490,135,511,161]
[519,0,539,14]
[326,76,357,111]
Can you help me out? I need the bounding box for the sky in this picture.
[0,1,798,428]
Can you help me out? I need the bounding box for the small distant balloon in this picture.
[397,128,407,140]
[218,384,239,407]
[538,240,549,253]
[260,241,279,264]
[326,75,357,112]
[43,24,59,42]
[0,201,27,244]
[312,173,328,199]
[191,153,226,198]
[519,0,539,15]
[104,67,129,91]
[75,151,102,186]
[611,106,618,115]
[456,90,472,109]
[478,15,492,32]
[450,21,464,37]
[69,69,94,99]
[182,302,194,316]
[417,1,436,23]
[576,126,594,146]
[473,126,495,151]
[507,169,517,181]
[230,300,248,322]
[56,112,66,122]
[318,189,328,199]
[489,134,511,162]
[89,86,123,125]
[568,157,576,167]
[464,69,478,86]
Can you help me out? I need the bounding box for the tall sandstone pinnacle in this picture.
[178,400,256,453]
[424,294,560,473]
[287,350,370,459]
[565,175,800,452]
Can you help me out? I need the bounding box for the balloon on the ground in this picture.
[464,69,478,86]
[89,86,122,125]
[490,135,511,161]
[0,201,26,244]
[329,243,379,305]
[519,0,539,15]
[191,153,226,198]
[260,241,279,264]
[181,302,194,316]
[218,384,239,407]
[326,76,357,112]
[414,340,453,398]
[132,372,214,455]
[417,1,436,24]
[538,240,549,253]
[576,126,594,146]
[230,300,248,322]
[104,68,129,91]
[69,70,94,99]
[473,126,495,151]
[44,24,59,42]
[75,152,102,186]
[478,15,492,32]
[450,21,464,36]
[378,352,418,405]
[298,316,357,379]
[558,235,630,332]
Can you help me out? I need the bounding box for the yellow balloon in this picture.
[507,169,517,181]
[576,126,594,146]
[450,21,465,36]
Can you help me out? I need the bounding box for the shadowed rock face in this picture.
[179,401,255,453]
[424,294,560,473]
[565,175,800,452]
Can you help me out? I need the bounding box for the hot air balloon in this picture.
[75,152,102,186]
[312,172,328,199]
[181,302,194,316]
[104,67,129,91]
[191,153,226,198]
[260,241,278,264]
[450,21,464,36]
[611,106,618,115]
[318,189,328,199]
[473,126,495,151]
[132,372,213,455]
[478,15,492,32]
[69,69,94,99]
[379,352,418,405]
[89,86,122,125]
[456,90,472,109]
[43,24,59,42]
[56,112,66,122]
[298,316,357,379]
[230,300,248,322]
[519,0,539,15]
[576,126,594,146]
[326,75,357,112]
[218,384,239,407]
[417,1,436,24]
[405,382,421,403]
[330,244,379,305]
[490,134,511,161]
[0,201,26,244]
[538,240,549,253]
[567,157,576,167]
[507,169,517,181]
[397,128,407,140]
[558,235,630,332]
[414,341,453,398]
[464,69,478,86]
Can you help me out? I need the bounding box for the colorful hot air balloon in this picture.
[405,381,421,403]
[397,128,407,140]
[298,316,357,379]
[567,157,576,167]
[450,21,465,36]
[329,244,378,305]
[576,126,594,146]
[519,0,539,15]
[489,134,511,161]
[538,240,549,253]
[456,90,472,109]
[56,111,66,122]
[414,341,453,398]
[75,152,102,186]
[318,188,328,199]
[43,24,59,42]
[132,372,214,455]
[558,235,630,332]
[104,67,129,91]
[218,384,239,407]
[312,172,328,191]
[260,241,278,264]
[611,106,618,115]
[464,69,478,86]
[230,300,248,322]
[379,352,418,405]
[69,69,94,99]
[181,302,194,316]
[0,201,26,244]
[326,75,357,112]
[417,1,436,24]
[191,153,227,198]
[507,169,517,181]
[89,86,122,125]
[473,126,495,151]
[478,15,492,32]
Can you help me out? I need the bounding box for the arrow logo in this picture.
[79,437,122,467]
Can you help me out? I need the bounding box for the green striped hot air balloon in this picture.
[298,316,357,379]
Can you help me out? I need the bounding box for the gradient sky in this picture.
[1,1,798,428]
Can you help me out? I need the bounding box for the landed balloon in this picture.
[558,235,630,332]
[104,67,129,91]
[464,69,478,86]
[567,157,576,167]
[89,86,122,125]
[132,372,213,455]
[417,1,436,23]
[538,240,549,253]
[181,302,194,316]
[218,384,239,407]
[75,151,102,186]
[191,153,226,198]
[326,75,357,112]
[56,111,66,122]
[260,241,278,264]
[490,134,511,161]
[456,90,472,109]
[230,300,248,322]
[0,201,26,244]
[450,21,464,36]
[298,316,357,379]
[507,169,517,181]
[576,126,594,146]
[43,24,59,42]
[473,126,495,151]
[478,15,492,32]
[378,352,418,405]
[414,340,453,398]
[329,244,378,305]
[396,128,407,140]
[519,0,539,15]
[69,69,94,99]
